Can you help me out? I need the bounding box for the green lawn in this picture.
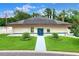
[45,36,79,52]
[0,34,37,50]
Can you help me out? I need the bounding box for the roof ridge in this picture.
[8,17,70,25]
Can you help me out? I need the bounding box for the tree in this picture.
[44,8,52,19]
[14,10,31,20]
[58,10,66,22]
[7,17,16,23]
[68,10,79,37]
[72,10,79,15]
[70,23,79,37]
[63,9,73,23]
[63,9,79,23]
[32,12,40,17]
[72,15,79,24]
[52,9,56,19]
[0,18,5,26]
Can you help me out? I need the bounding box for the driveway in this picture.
[35,36,46,52]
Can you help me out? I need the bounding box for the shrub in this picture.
[74,32,79,37]
[21,32,31,41]
[52,33,59,39]
[70,24,79,37]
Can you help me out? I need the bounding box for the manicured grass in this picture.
[0,34,37,50]
[45,36,79,52]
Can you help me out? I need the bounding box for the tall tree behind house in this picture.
[44,8,52,19]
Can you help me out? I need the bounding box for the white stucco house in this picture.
[7,17,71,36]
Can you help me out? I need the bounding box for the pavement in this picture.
[0,50,78,56]
[35,36,46,52]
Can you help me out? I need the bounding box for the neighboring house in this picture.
[8,17,71,36]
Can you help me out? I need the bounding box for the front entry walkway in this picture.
[35,36,46,52]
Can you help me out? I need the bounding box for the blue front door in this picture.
[38,28,43,36]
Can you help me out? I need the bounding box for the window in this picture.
[47,29,50,33]
[31,27,34,33]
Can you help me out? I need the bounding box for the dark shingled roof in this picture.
[8,17,70,25]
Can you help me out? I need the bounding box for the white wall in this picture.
[33,26,69,33]
[0,25,70,37]
[13,27,30,33]
[0,27,12,34]
[6,25,70,36]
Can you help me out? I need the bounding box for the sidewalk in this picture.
[35,36,46,52]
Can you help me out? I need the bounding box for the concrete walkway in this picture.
[35,36,46,52]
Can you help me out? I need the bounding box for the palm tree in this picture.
[58,10,66,22]
[52,9,56,19]
[44,8,52,19]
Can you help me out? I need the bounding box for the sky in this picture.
[0,3,79,18]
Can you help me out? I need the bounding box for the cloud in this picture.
[0,4,36,18]
[37,8,46,15]
[16,4,36,12]
[0,10,14,18]
[56,10,62,15]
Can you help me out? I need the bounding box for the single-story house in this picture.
[8,17,71,36]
